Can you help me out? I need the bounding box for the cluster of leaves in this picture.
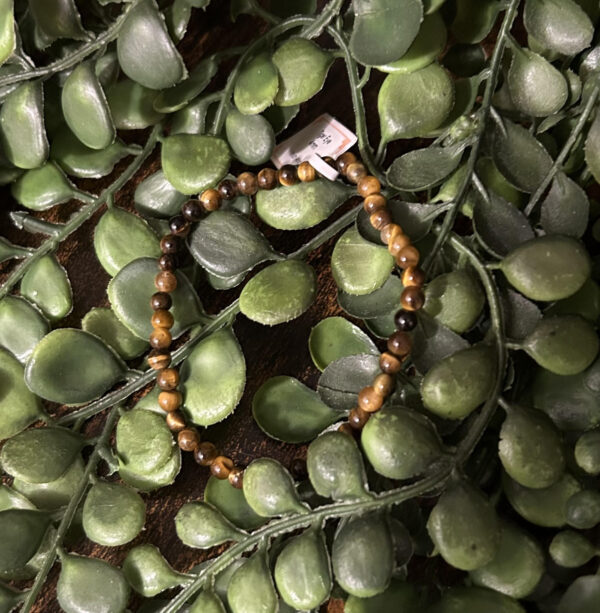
[1,0,600,612]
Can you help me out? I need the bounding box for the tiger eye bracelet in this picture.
[147,152,425,489]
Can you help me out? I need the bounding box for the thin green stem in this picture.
[0,124,161,300]
[246,0,281,25]
[301,0,344,38]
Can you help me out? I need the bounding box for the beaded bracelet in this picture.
[146,152,425,490]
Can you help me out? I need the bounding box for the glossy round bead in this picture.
[394,309,418,332]
[396,245,420,269]
[158,253,177,272]
[211,455,234,479]
[346,162,367,184]
[150,292,172,311]
[373,373,394,397]
[148,350,171,370]
[257,167,278,190]
[388,232,411,256]
[322,156,336,168]
[298,161,316,182]
[194,442,218,466]
[357,175,381,198]
[358,386,384,413]
[199,188,222,211]
[157,367,179,390]
[160,234,181,254]
[166,410,187,433]
[158,390,182,412]
[178,428,200,452]
[370,209,392,231]
[387,331,412,358]
[363,193,387,214]
[237,171,258,196]
[402,267,426,287]
[149,327,172,349]
[349,406,370,430]
[155,271,177,293]
[290,457,308,480]
[401,286,425,311]
[380,222,402,245]
[217,179,238,200]
[169,215,190,236]
[151,309,174,329]
[338,422,354,436]
[379,351,403,374]
[336,151,357,174]
[228,467,244,489]
[182,200,204,222]
[278,165,298,186]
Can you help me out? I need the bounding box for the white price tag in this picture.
[271,113,357,180]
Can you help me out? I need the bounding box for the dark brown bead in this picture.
[373,373,394,397]
[211,455,234,479]
[298,161,316,182]
[169,215,190,236]
[401,286,425,311]
[157,367,179,390]
[199,188,222,211]
[278,165,299,186]
[380,222,402,245]
[363,193,387,214]
[218,179,238,200]
[178,428,200,452]
[151,309,174,329]
[148,350,171,370]
[387,331,412,358]
[290,457,308,480]
[159,390,182,412]
[349,406,370,430]
[237,171,258,196]
[358,385,384,413]
[396,245,420,269]
[160,234,181,254]
[370,209,392,231]
[322,156,336,168]
[228,467,244,489]
[388,232,411,256]
[357,175,381,198]
[346,162,367,184]
[402,267,426,288]
[166,410,187,433]
[182,199,204,222]
[380,351,403,374]
[155,271,178,293]
[150,327,172,349]
[395,309,418,331]
[194,441,218,466]
[158,253,177,272]
[336,151,357,174]
[338,422,354,436]
[150,292,172,311]
[257,168,278,190]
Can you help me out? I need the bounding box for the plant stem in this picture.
[246,0,280,25]
[0,124,161,300]
[301,0,344,38]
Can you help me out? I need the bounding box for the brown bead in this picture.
[218,179,238,200]
[363,193,387,214]
[370,209,392,231]
[380,223,402,245]
[402,267,426,287]
[182,200,204,222]
[155,271,178,293]
[395,309,418,332]
[194,441,218,466]
[396,245,420,269]
[380,351,403,374]
[336,151,357,174]
[338,422,354,436]
[158,390,182,412]
[278,165,299,186]
[228,467,244,489]
[150,327,172,349]
[290,457,308,480]
[297,161,316,182]
[158,253,177,271]
[387,331,412,358]
[346,162,367,184]
[178,428,200,452]
[257,167,278,190]
[358,385,384,413]
[322,156,336,168]
[349,406,370,430]
[357,175,381,198]
[373,373,394,397]
[157,367,179,390]
[148,350,171,370]
[166,410,187,433]
[401,286,425,311]
[150,292,172,311]
[169,215,190,236]
[160,234,181,254]
[199,188,222,211]
[211,455,234,480]
[237,172,258,196]
[151,309,174,329]
[388,232,411,256]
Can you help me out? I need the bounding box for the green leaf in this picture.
[429,587,525,613]
[94,207,161,276]
[0,485,36,511]
[25,329,126,404]
[0,510,51,575]
[106,79,165,130]
[272,38,332,106]
[451,0,500,43]
[240,260,316,326]
[338,274,403,319]
[0,0,15,67]
[256,179,352,230]
[108,257,204,339]
[0,296,48,363]
[331,228,394,296]
[378,64,454,144]
[350,0,422,66]
[540,173,589,238]
[117,0,187,90]
[442,43,487,77]
[225,109,275,165]
[263,103,300,134]
[134,169,187,218]
[585,110,600,184]
[270,0,316,17]
[551,530,596,567]
[0,81,48,169]
[119,446,181,492]
[175,502,244,549]
[0,348,43,439]
[228,552,278,613]
[0,581,23,612]
[11,162,74,210]
[234,52,279,115]
[123,544,186,596]
[190,590,227,613]
[558,575,600,613]
[345,580,420,613]
[161,134,231,195]
[204,476,265,531]
[28,0,87,43]
[20,255,72,321]
[253,376,339,443]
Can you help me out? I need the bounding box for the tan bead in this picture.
[297,161,316,182]
[380,351,403,374]
[150,327,172,349]
[401,286,425,311]
[358,385,384,413]
[228,467,244,489]
[157,367,179,390]
[199,188,222,211]
[396,245,420,269]
[194,441,218,466]
[178,428,200,452]
[278,165,299,186]
[402,267,426,287]
[211,455,234,480]
[155,271,177,293]
[373,373,394,397]
[148,350,171,370]
[370,209,392,231]
[158,390,182,412]
[151,309,174,329]
[237,172,258,196]
[336,152,357,174]
[257,168,278,190]
[388,232,411,256]
[346,162,367,184]
[363,193,387,214]
[387,331,412,358]
[380,222,402,245]
[349,406,370,430]
[357,175,381,198]
[166,410,187,432]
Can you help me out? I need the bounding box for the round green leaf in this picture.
[566,489,600,529]
[205,476,265,531]
[190,590,226,613]
[134,169,187,219]
[107,79,165,129]
[574,430,600,475]
[0,0,15,67]
[25,328,126,404]
[451,0,500,43]
[345,579,420,613]
[225,109,275,165]
[585,111,600,184]
[338,274,403,319]
[234,52,279,115]
[239,260,316,326]
[123,544,186,596]
[558,575,600,613]
[540,172,589,238]
[0,509,51,575]
[11,162,74,210]
[263,103,300,134]
[28,0,87,43]
[228,552,278,613]
[175,502,243,549]
[429,586,525,613]
[0,296,48,363]
[119,446,181,492]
